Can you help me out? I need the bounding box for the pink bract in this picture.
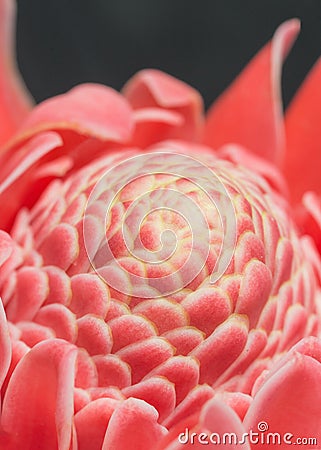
[0,1,321,449]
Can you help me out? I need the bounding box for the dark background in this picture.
[16,0,321,109]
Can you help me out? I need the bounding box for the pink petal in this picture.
[218,274,242,310]
[31,183,67,245]
[213,329,267,388]
[103,398,167,450]
[213,392,252,421]
[0,0,33,147]
[235,260,272,328]
[108,314,156,353]
[190,315,249,384]
[43,265,72,306]
[0,132,63,230]
[253,336,321,395]
[283,59,321,202]
[93,354,131,389]
[123,69,204,145]
[257,297,278,334]
[133,298,187,334]
[105,299,130,321]
[1,339,77,450]
[262,210,281,274]
[5,267,48,321]
[0,132,62,194]
[271,238,293,294]
[17,83,133,143]
[122,376,176,422]
[38,223,79,270]
[76,315,112,356]
[199,398,250,449]
[290,336,321,363]
[74,387,91,414]
[203,20,300,164]
[61,193,87,224]
[162,398,249,450]
[0,85,134,231]
[0,231,13,267]
[34,303,78,342]
[75,397,119,450]
[1,338,29,399]
[17,321,55,347]
[69,273,110,319]
[89,386,124,402]
[181,287,231,336]
[162,327,204,356]
[276,304,308,352]
[74,348,98,389]
[131,108,184,148]
[144,356,200,405]
[116,337,174,384]
[234,232,266,273]
[68,215,104,275]
[0,300,11,390]
[244,351,321,449]
[163,385,214,429]
[300,236,321,286]
[297,192,321,254]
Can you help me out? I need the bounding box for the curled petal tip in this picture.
[123,69,200,108]
[274,18,300,50]
[103,397,167,450]
[244,351,321,447]
[123,69,204,145]
[271,18,301,104]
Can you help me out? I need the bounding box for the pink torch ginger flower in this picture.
[0,1,321,449]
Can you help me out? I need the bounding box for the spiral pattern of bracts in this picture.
[83,151,236,298]
[0,144,320,448]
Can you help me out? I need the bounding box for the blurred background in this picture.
[16,0,321,109]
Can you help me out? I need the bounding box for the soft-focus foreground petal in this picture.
[160,398,249,449]
[283,59,321,203]
[203,20,300,165]
[0,0,33,147]
[244,340,321,449]
[0,339,77,450]
[74,397,119,450]
[122,69,204,146]
[198,398,250,450]
[103,398,167,450]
